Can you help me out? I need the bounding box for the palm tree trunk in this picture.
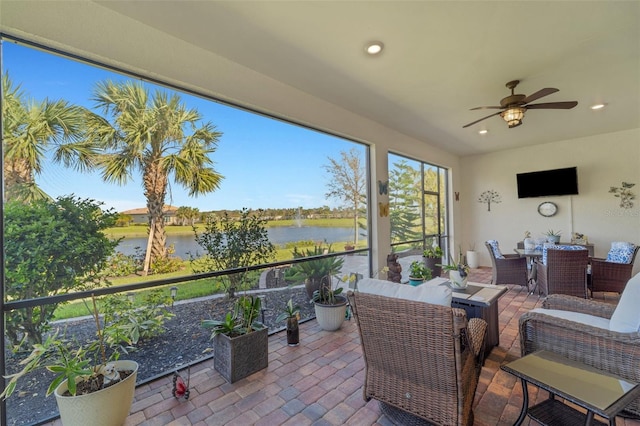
[143,161,168,266]
[147,199,167,263]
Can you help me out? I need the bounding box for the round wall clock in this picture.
[537,201,558,217]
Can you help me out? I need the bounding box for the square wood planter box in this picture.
[213,327,268,383]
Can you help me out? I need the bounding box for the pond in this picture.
[116,226,363,259]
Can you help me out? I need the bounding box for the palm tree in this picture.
[2,73,94,202]
[86,80,223,265]
[176,206,200,226]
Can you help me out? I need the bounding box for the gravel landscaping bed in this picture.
[4,286,315,426]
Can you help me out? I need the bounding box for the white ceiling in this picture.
[1,1,639,156]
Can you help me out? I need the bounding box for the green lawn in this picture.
[105,218,355,238]
[53,218,363,321]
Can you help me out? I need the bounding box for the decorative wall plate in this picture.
[537,201,558,217]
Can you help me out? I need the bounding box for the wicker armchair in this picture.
[347,290,487,426]
[590,246,639,294]
[536,247,589,297]
[484,241,528,287]
[520,294,640,416]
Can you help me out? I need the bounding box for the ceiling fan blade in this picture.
[522,88,559,104]
[470,106,502,111]
[462,111,502,128]
[526,101,578,109]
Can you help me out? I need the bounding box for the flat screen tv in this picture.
[517,167,578,198]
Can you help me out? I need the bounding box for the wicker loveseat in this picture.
[520,272,640,416]
[348,278,487,426]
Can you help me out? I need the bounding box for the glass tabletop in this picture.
[514,248,543,258]
[502,350,638,412]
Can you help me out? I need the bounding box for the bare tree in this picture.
[323,148,366,245]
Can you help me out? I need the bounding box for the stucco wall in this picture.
[460,128,640,274]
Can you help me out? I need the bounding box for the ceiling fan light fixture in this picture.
[365,41,384,55]
[478,129,488,135]
[591,103,606,110]
[501,107,526,128]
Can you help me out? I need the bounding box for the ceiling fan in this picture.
[463,80,578,129]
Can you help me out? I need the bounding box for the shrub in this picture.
[4,196,119,348]
[102,289,175,346]
[191,208,275,297]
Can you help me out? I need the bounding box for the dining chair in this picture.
[590,243,638,294]
[536,246,589,298]
[485,241,528,287]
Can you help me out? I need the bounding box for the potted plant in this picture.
[423,245,444,277]
[408,260,432,286]
[312,275,348,332]
[545,229,562,244]
[0,297,138,426]
[202,295,268,383]
[284,244,345,299]
[275,298,301,346]
[439,254,470,289]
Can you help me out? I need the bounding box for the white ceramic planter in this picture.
[449,270,468,289]
[547,235,561,244]
[54,360,138,426]
[314,296,348,331]
[466,251,479,269]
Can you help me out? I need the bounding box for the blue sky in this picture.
[3,42,364,212]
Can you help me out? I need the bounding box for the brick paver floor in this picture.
[45,267,639,425]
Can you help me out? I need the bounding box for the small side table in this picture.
[501,350,640,426]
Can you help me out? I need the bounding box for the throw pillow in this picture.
[610,272,640,332]
[357,277,452,306]
[486,240,505,259]
[606,242,636,264]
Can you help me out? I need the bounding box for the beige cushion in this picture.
[529,308,610,330]
[357,278,452,306]
[610,272,640,333]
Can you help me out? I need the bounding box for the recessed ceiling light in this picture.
[365,41,384,55]
[590,103,606,110]
[478,129,488,135]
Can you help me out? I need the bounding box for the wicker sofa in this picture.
[520,273,640,416]
[348,279,487,426]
